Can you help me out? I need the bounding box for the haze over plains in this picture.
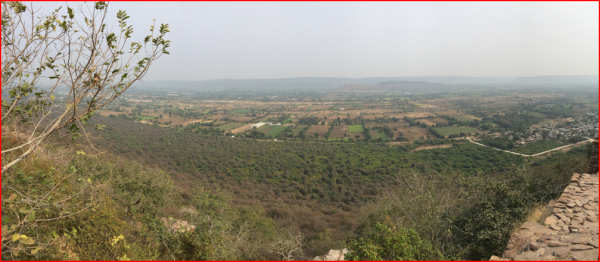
[40,1,599,80]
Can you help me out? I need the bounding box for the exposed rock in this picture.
[557,197,569,204]
[544,216,558,226]
[553,247,570,258]
[578,228,591,234]
[529,242,540,251]
[570,250,599,261]
[503,234,530,259]
[571,237,591,245]
[522,251,541,260]
[559,236,573,243]
[512,254,527,261]
[490,255,509,261]
[550,225,561,231]
[161,217,195,233]
[535,247,545,256]
[571,218,584,225]
[541,255,555,261]
[548,241,569,247]
[554,203,567,209]
[537,235,553,243]
[314,249,348,261]
[570,244,593,251]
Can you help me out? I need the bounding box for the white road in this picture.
[466,138,593,157]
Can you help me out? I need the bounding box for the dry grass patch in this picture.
[511,202,549,234]
[306,125,330,137]
[412,144,453,152]
[97,110,123,116]
[429,118,449,124]
[231,123,255,134]
[330,125,348,138]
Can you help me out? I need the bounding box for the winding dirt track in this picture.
[466,138,593,157]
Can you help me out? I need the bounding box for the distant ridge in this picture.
[123,75,598,92]
[336,81,458,92]
[510,75,599,85]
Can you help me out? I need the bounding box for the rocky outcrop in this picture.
[161,217,195,233]
[313,249,349,261]
[492,173,599,261]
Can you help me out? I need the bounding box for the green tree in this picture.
[346,222,444,261]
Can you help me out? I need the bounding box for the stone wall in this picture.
[491,173,599,261]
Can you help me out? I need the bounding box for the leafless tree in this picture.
[1,1,170,258]
[1,1,170,172]
[268,226,304,261]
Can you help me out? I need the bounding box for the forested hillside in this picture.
[52,116,525,254]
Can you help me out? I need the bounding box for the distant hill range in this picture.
[510,75,599,85]
[336,81,462,92]
[335,75,598,92]
[120,75,597,92]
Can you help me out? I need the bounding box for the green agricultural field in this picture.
[348,125,365,133]
[265,126,287,137]
[454,116,475,122]
[572,98,592,103]
[282,118,294,124]
[138,116,156,120]
[292,125,307,135]
[256,125,272,132]
[510,140,565,155]
[434,126,479,136]
[219,123,244,131]
[370,129,387,139]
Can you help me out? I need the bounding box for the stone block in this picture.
[559,236,574,243]
[570,245,593,251]
[553,247,570,258]
[572,237,592,245]
[548,241,569,247]
[544,216,558,226]
[570,249,600,261]
[541,255,555,261]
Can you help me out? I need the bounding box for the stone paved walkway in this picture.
[491,173,599,261]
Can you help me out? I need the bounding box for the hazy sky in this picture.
[37,1,599,80]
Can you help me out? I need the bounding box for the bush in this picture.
[346,222,444,261]
[448,153,588,260]
[568,135,586,143]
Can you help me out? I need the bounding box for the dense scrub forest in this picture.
[78,117,524,240]
[33,115,586,258]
